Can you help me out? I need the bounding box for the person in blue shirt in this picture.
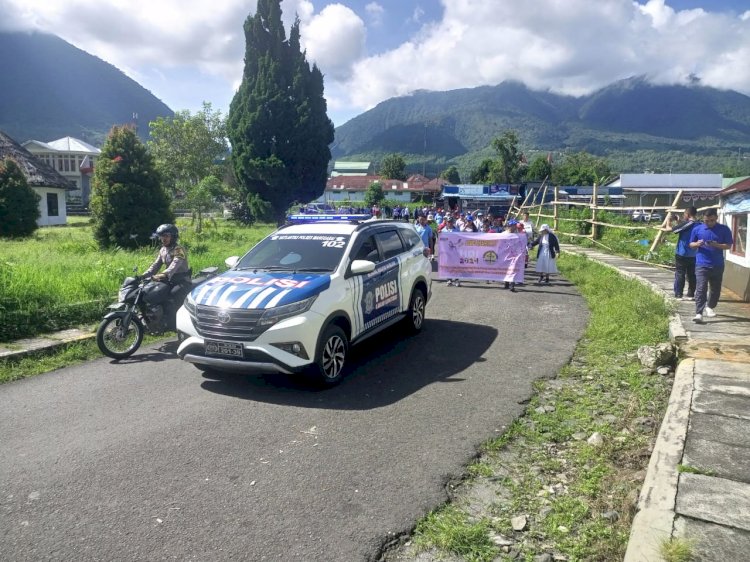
[414,214,434,259]
[668,206,698,300]
[688,208,734,323]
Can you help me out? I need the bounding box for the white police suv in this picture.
[176,214,432,385]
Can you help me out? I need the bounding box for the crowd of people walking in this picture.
[403,205,560,288]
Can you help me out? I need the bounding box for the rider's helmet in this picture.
[153,223,179,243]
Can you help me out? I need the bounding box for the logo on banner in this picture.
[483,251,498,264]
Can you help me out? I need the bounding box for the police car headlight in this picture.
[184,292,196,316]
[259,295,317,328]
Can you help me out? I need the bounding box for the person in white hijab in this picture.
[531,224,560,284]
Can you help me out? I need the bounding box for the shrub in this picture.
[0,159,41,238]
[90,126,174,249]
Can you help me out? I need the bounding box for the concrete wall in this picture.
[724,261,749,302]
[34,187,67,226]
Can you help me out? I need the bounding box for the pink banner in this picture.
[437,232,527,282]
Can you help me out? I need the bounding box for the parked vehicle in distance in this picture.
[632,210,664,223]
[648,212,664,223]
[303,203,335,214]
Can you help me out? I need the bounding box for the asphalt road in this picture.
[0,276,588,561]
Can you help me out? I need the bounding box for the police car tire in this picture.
[312,324,348,386]
[404,287,426,334]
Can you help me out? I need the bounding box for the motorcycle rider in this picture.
[143,224,191,317]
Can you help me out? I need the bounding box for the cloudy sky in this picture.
[2,0,749,126]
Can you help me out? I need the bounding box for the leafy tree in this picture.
[379,153,407,180]
[90,126,173,249]
[185,175,227,232]
[525,154,552,181]
[470,159,494,183]
[0,158,40,238]
[148,103,227,193]
[364,182,385,208]
[440,165,461,184]
[228,0,334,224]
[148,102,228,233]
[552,151,611,186]
[490,131,524,184]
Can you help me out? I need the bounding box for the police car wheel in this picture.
[404,288,426,334]
[313,324,348,386]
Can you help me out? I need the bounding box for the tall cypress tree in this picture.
[90,126,173,249]
[228,0,334,224]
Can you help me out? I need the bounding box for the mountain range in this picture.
[2,31,750,176]
[0,31,173,147]
[332,78,750,176]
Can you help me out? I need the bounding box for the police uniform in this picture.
[145,244,190,283]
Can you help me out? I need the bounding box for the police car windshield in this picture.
[236,233,351,272]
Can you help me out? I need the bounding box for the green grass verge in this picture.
[0,219,275,341]
[404,253,673,561]
[0,333,169,384]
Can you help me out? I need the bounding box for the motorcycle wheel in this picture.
[96,314,144,359]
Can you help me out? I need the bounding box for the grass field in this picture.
[0,218,276,342]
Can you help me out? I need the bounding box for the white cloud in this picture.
[328,0,750,115]
[2,0,750,125]
[409,6,425,24]
[365,2,384,27]
[299,4,365,81]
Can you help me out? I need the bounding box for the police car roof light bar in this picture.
[286,214,372,224]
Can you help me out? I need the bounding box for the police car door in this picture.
[348,230,403,338]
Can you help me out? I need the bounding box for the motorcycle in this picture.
[96,266,218,359]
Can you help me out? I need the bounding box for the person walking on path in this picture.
[531,224,560,284]
[500,220,521,292]
[440,217,461,286]
[668,206,699,300]
[415,214,435,260]
[689,208,734,323]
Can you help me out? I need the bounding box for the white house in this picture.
[22,136,100,206]
[720,177,750,302]
[1,130,74,226]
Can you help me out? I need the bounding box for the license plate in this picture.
[205,340,243,358]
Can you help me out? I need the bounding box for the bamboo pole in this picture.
[553,185,559,231]
[535,183,549,227]
[591,182,598,241]
[648,189,683,254]
[516,176,549,216]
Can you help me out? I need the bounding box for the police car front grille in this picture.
[192,305,270,341]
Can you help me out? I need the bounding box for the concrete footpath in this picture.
[2,248,749,560]
[562,245,750,562]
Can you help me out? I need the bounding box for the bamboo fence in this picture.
[513,185,720,254]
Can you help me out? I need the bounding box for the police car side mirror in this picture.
[225,256,239,268]
[350,260,376,275]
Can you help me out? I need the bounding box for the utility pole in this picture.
[422,124,427,177]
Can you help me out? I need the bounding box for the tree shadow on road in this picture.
[198,319,498,410]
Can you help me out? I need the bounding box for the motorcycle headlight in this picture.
[259,295,317,328]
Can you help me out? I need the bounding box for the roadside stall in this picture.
[439,184,523,216]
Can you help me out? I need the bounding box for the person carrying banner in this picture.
[500,220,521,292]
